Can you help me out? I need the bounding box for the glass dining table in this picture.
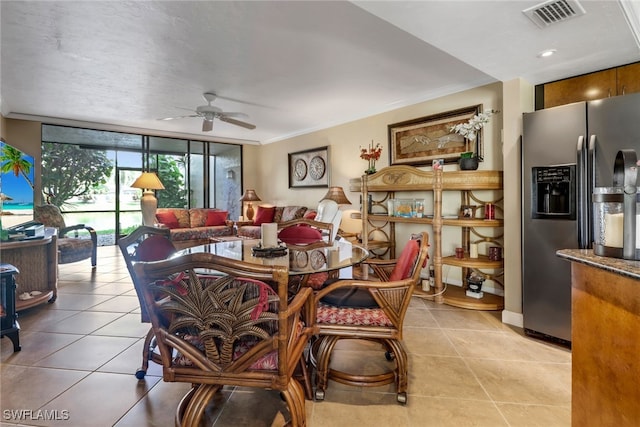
[177,238,369,281]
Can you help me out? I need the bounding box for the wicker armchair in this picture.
[311,231,429,404]
[118,226,177,379]
[133,252,314,427]
[34,204,97,266]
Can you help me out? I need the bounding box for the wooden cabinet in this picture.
[541,62,640,109]
[352,165,504,310]
[557,251,640,426]
[616,62,640,96]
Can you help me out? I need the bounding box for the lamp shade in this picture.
[321,186,351,205]
[131,172,165,190]
[240,189,261,202]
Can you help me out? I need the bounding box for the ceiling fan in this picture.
[159,92,256,132]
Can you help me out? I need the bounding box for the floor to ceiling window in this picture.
[41,125,242,245]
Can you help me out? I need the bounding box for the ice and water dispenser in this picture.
[593,149,640,260]
[531,165,576,220]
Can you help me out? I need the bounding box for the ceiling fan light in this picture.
[202,119,213,132]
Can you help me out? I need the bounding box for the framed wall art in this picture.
[388,105,482,166]
[288,146,329,188]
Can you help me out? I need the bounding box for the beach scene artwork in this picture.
[1,141,35,228]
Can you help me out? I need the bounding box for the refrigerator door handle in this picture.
[587,135,597,247]
[577,135,589,248]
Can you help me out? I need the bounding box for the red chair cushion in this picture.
[253,206,276,225]
[136,235,177,261]
[389,238,420,281]
[278,225,322,244]
[155,211,180,229]
[205,210,228,226]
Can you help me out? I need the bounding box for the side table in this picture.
[1,264,21,352]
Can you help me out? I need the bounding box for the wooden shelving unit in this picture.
[351,165,504,310]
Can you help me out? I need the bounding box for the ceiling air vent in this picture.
[523,0,586,28]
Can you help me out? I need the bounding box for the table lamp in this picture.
[131,172,165,226]
[321,186,352,205]
[240,189,261,221]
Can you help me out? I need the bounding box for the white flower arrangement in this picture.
[449,109,499,142]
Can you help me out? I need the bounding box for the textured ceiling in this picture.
[1,1,639,145]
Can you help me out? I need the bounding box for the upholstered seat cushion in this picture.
[57,238,95,264]
[316,302,392,327]
[320,286,378,308]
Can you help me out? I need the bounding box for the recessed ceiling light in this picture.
[537,49,557,58]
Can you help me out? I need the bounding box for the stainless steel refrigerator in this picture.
[522,92,640,343]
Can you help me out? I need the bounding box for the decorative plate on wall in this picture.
[309,155,326,180]
[310,250,327,270]
[293,159,308,181]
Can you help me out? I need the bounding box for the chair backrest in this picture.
[132,252,313,390]
[277,218,334,246]
[316,199,342,242]
[118,226,175,322]
[389,232,430,282]
[34,204,66,229]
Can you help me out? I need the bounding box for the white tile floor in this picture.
[1,245,571,426]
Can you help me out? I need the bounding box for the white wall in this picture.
[247,82,503,209]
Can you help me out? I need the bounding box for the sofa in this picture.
[236,205,317,239]
[155,208,234,249]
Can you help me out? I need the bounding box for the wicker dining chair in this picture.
[118,226,177,379]
[311,231,429,404]
[133,252,314,427]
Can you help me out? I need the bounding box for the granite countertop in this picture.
[556,249,640,280]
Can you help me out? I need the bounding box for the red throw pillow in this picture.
[389,239,420,281]
[304,210,317,220]
[205,210,228,226]
[253,206,276,225]
[155,211,180,229]
[278,225,323,244]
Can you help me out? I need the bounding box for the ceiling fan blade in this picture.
[202,119,213,132]
[220,112,249,118]
[219,115,256,130]
[158,114,199,121]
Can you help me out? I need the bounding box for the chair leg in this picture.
[311,335,340,400]
[281,378,307,427]
[384,338,409,404]
[176,384,220,427]
[135,328,155,379]
[297,355,313,400]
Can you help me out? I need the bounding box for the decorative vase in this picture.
[365,167,376,175]
[459,156,479,171]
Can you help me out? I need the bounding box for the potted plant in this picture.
[450,109,498,170]
[458,151,479,170]
[360,141,382,174]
